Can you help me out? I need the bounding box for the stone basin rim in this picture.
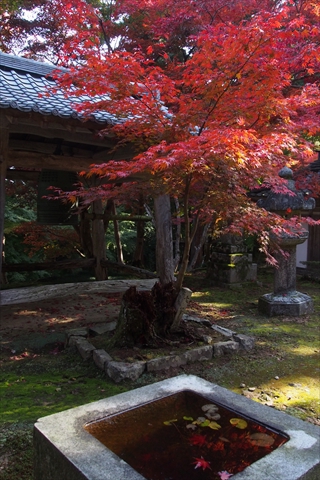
[34,375,320,480]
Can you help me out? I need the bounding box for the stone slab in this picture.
[106,361,146,383]
[34,375,320,480]
[93,349,112,370]
[146,354,187,372]
[211,324,236,337]
[233,333,255,351]
[180,345,213,363]
[89,322,117,336]
[182,314,211,327]
[67,328,88,339]
[213,340,240,356]
[75,339,96,360]
[68,335,88,348]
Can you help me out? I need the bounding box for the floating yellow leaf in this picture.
[230,418,248,429]
[163,419,178,426]
[207,421,221,430]
[249,433,275,447]
[183,416,194,421]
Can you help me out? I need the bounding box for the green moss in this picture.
[0,350,128,424]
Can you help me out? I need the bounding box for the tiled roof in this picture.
[0,51,115,124]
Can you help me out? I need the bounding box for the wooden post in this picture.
[92,199,108,280]
[112,201,124,264]
[0,124,9,285]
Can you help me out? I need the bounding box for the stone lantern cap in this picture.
[257,167,315,214]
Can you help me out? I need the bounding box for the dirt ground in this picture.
[0,291,122,353]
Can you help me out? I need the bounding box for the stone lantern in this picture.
[257,167,315,316]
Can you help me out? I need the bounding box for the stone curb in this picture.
[65,315,255,382]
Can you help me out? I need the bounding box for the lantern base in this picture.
[258,291,313,317]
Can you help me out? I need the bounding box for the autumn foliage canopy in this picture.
[2,0,320,269]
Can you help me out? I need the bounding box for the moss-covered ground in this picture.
[0,269,319,479]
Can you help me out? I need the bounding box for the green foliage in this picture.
[4,195,36,234]
[106,219,156,270]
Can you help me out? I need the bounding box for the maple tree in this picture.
[1,0,320,291]
[53,0,320,287]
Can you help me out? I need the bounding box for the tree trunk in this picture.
[103,198,114,232]
[92,199,108,280]
[176,175,199,290]
[132,194,145,267]
[173,196,181,271]
[109,282,178,347]
[154,194,175,285]
[187,222,211,271]
[76,209,94,258]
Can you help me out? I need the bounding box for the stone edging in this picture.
[65,315,255,383]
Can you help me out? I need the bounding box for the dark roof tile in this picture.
[0,51,115,124]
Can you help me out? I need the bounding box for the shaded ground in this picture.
[0,278,158,353]
[0,270,319,480]
[1,291,121,353]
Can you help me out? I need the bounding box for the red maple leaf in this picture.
[192,457,211,471]
[189,434,207,447]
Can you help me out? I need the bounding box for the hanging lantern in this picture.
[37,169,79,225]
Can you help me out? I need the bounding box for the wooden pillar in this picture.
[0,124,9,285]
[92,199,108,280]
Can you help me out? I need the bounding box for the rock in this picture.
[233,333,255,351]
[181,345,213,364]
[240,383,246,388]
[182,314,212,327]
[89,322,117,336]
[147,354,188,372]
[93,349,113,370]
[65,328,88,345]
[67,335,87,348]
[213,341,239,356]
[75,338,96,360]
[248,387,256,392]
[211,325,235,338]
[106,361,146,382]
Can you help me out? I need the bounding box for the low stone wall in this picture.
[66,315,255,382]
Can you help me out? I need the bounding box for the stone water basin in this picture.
[34,375,320,480]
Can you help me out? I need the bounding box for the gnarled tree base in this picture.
[109,282,178,348]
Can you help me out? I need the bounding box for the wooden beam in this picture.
[5,169,40,182]
[8,151,102,171]
[2,258,156,279]
[84,214,152,222]
[2,258,96,272]
[8,149,134,171]
[100,260,157,279]
[5,109,113,138]
[0,124,9,284]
